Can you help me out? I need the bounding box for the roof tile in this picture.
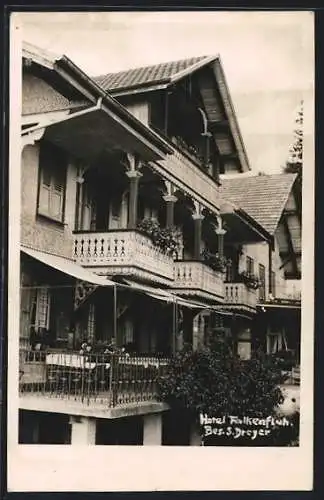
[219,173,297,234]
[94,55,211,91]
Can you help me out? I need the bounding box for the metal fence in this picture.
[19,349,170,407]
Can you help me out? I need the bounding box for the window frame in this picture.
[258,263,266,301]
[37,140,67,224]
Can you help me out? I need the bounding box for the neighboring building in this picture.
[218,172,301,371]
[18,45,301,446]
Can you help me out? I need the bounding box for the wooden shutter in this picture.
[87,303,96,343]
[50,169,65,219]
[38,140,66,222]
[35,287,51,330]
[258,263,266,301]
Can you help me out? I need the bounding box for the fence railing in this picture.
[19,349,170,407]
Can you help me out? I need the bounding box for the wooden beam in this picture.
[209,120,230,131]
[285,271,301,280]
[283,209,298,216]
[220,153,239,161]
[279,250,302,258]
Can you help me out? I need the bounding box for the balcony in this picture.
[19,349,170,416]
[172,260,224,302]
[154,141,222,216]
[73,230,174,285]
[224,282,258,313]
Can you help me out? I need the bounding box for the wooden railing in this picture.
[224,282,258,310]
[153,140,222,216]
[173,260,224,301]
[73,230,174,285]
[19,349,170,408]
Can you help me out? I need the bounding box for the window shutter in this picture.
[87,303,95,342]
[35,287,51,330]
[38,140,67,221]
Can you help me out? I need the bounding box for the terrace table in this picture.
[45,352,110,370]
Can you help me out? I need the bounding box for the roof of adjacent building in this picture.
[219,173,298,235]
[94,55,217,92]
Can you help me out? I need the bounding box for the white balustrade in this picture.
[224,283,258,310]
[173,261,224,300]
[73,230,174,283]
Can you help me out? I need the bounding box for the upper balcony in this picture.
[152,134,223,217]
[224,282,258,314]
[173,260,224,302]
[73,229,174,286]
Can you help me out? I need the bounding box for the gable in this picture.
[275,191,301,279]
[94,56,250,174]
[22,73,72,116]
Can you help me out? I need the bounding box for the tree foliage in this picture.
[157,331,286,422]
[284,100,303,180]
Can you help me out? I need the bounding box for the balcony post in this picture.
[126,169,142,229]
[143,413,162,445]
[69,416,96,445]
[192,212,204,260]
[163,194,178,228]
[193,312,205,351]
[215,216,226,258]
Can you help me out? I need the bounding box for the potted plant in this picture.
[201,248,227,273]
[238,270,261,290]
[137,218,181,257]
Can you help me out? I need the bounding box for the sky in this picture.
[16,11,314,174]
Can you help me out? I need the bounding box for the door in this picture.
[95,186,110,231]
[109,196,121,229]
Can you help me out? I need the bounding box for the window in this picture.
[30,287,51,333]
[38,140,67,222]
[246,256,254,276]
[123,319,134,345]
[271,271,276,297]
[258,264,266,301]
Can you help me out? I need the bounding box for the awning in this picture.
[257,302,301,310]
[21,246,116,287]
[123,279,209,309]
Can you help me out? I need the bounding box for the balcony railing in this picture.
[19,349,170,408]
[154,142,222,216]
[224,282,258,311]
[173,260,224,301]
[73,230,174,285]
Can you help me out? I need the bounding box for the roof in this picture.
[22,41,173,157]
[219,173,298,235]
[23,41,60,69]
[93,54,251,172]
[94,55,216,93]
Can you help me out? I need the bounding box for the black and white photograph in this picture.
[7,10,314,491]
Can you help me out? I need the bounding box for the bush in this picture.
[157,332,295,445]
